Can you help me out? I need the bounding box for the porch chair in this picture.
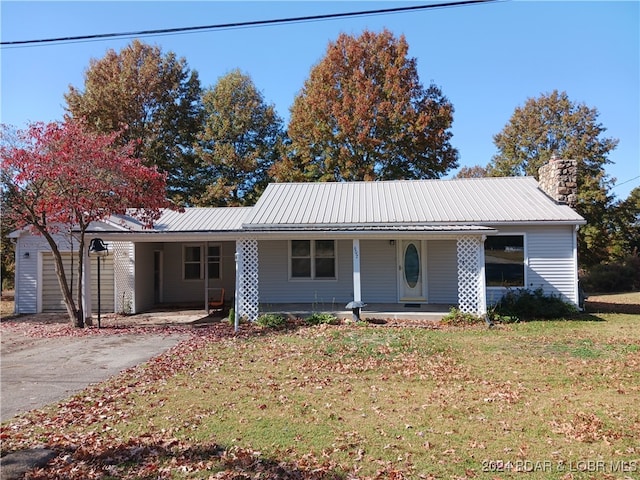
[208,287,225,315]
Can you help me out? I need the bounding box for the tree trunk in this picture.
[39,228,82,327]
[75,235,85,327]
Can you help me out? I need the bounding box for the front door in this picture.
[398,240,427,302]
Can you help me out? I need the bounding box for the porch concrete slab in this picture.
[99,309,215,327]
[258,303,451,322]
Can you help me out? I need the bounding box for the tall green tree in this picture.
[276,29,458,182]
[65,40,204,204]
[196,70,284,206]
[612,187,640,258]
[489,90,619,266]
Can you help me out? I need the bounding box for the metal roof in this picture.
[102,207,252,232]
[244,177,585,229]
[85,177,584,236]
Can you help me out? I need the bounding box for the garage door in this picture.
[42,252,114,313]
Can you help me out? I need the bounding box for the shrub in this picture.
[441,307,485,327]
[581,253,640,293]
[491,287,578,321]
[255,313,286,329]
[306,312,338,325]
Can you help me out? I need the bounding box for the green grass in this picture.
[3,313,640,479]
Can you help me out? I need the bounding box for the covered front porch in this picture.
[235,231,493,325]
[83,232,491,324]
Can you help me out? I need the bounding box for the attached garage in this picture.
[41,252,115,313]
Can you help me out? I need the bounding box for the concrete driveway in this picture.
[1,327,188,422]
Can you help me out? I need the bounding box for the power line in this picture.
[612,175,640,190]
[1,0,498,47]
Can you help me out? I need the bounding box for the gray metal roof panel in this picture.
[244,177,585,227]
[104,207,252,232]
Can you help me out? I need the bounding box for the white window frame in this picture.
[484,233,528,289]
[207,244,222,280]
[288,239,337,281]
[183,244,203,281]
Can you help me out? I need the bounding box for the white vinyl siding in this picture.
[260,240,352,303]
[360,240,397,303]
[14,235,45,314]
[484,225,579,306]
[427,240,458,304]
[527,226,578,303]
[43,252,114,313]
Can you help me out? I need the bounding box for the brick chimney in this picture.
[537,156,577,207]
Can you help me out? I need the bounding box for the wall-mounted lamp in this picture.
[23,252,30,258]
[389,240,395,246]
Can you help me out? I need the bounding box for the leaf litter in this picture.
[2,316,640,479]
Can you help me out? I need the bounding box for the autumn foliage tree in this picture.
[65,40,204,205]
[455,165,490,179]
[0,119,170,326]
[488,90,619,266]
[195,70,284,206]
[274,29,458,182]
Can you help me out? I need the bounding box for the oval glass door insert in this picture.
[404,243,420,288]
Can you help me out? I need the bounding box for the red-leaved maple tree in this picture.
[1,118,171,326]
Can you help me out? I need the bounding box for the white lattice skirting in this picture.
[457,236,487,315]
[112,242,134,314]
[236,238,259,322]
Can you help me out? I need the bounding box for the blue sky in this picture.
[1,1,638,200]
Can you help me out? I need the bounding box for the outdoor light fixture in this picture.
[23,252,30,258]
[88,238,109,328]
[88,238,109,256]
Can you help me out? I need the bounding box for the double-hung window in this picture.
[290,240,336,280]
[184,245,202,280]
[484,235,525,287]
[184,244,222,280]
[208,245,221,279]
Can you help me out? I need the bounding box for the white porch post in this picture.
[352,239,361,303]
[478,236,487,315]
[235,238,259,327]
[456,235,487,316]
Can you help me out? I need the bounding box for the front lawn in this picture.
[2,313,639,479]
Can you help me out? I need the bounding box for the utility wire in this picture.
[612,175,640,190]
[1,0,498,47]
